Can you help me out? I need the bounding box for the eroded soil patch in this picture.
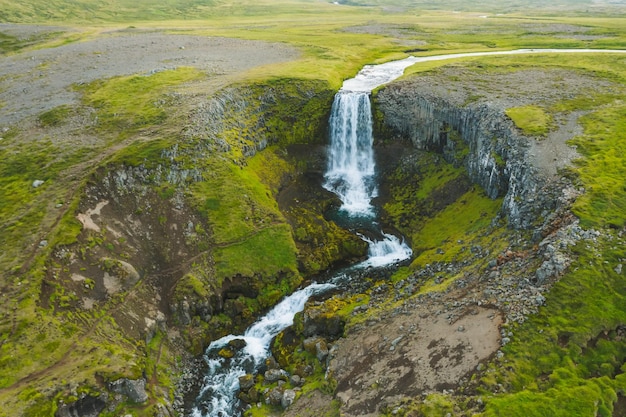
[328,306,501,417]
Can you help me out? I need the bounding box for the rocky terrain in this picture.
[0,25,297,126]
[245,61,624,416]
[1,15,625,417]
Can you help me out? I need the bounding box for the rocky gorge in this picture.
[2,20,625,416]
[226,59,625,416]
[56,63,618,416]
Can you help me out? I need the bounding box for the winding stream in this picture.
[190,48,626,417]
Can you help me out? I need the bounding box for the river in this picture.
[189,47,626,417]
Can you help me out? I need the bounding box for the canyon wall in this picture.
[374,83,564,230]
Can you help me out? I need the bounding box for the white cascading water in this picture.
[191,283,334,417]
[359,232,413,268]
[323,91,377,216]
[191,57,415,417]
[324,60,414,265]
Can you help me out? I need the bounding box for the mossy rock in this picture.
[272,327,304,369]
[287,204,368,274]
[218,348,235,359]
[302,306,345,339]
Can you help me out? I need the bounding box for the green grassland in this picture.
[1,0,626,416]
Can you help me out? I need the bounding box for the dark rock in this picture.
[315,340,329,363]
[228,338,247,350]
[224,299,246,317]
[290,374,304,387]
[267,386,284,406]
[302,308,345,338]
[375,84,564,230]
[55,395,105,417]
[237,391,252,404]
[265,356,280,370]
[248,387,260,403]
[303,336,324,355]
[108,378,148,403]
[239,374,255,391]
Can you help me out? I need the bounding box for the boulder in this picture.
[108,378,148,403]
[229,338,247,350]
[266,387,284,406]
[289,374,304,387]
[302,309,345,338]
[315,340,329,363]
[218,348,235,359]
[248,387,260,403]
[239,374,255,391]
[264,369,287,383]
[265,356,280,370]
[281,389,297,408]
[303,336,329,362]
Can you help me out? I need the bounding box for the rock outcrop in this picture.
[375,86,562,229]
[108,378,149,403]
[55,395,106,417]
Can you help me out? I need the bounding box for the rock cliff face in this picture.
[375,85,562,230]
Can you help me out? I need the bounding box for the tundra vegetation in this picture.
[0,0,625,416]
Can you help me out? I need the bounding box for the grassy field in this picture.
[1,0,626,416]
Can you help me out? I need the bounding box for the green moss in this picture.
[255,78,335,146]
[21,392,56,417]
[50,197,83,246]
[77,67,203,138]
[214,224,298,279]
[288,205,368,274]
[415,393,456,416]
[568,100,626,229]
[412,187,501,264]
[190,162,284,246]
[0,135,91,274]
[175,272,210,299]
[505,105,552,136]
[0,28,67,53]
[380,148,501,266]
[381,152,469,238]
[110,137,173,167]
[483,378,618,417]
[477,235,626,416]
[38,105,73,127]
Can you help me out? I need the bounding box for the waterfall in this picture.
[324,65,414,265]
[191,57,416,417]
[323,91,377,217]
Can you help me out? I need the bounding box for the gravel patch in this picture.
[0,23,71,40]
[0,27,298,126]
